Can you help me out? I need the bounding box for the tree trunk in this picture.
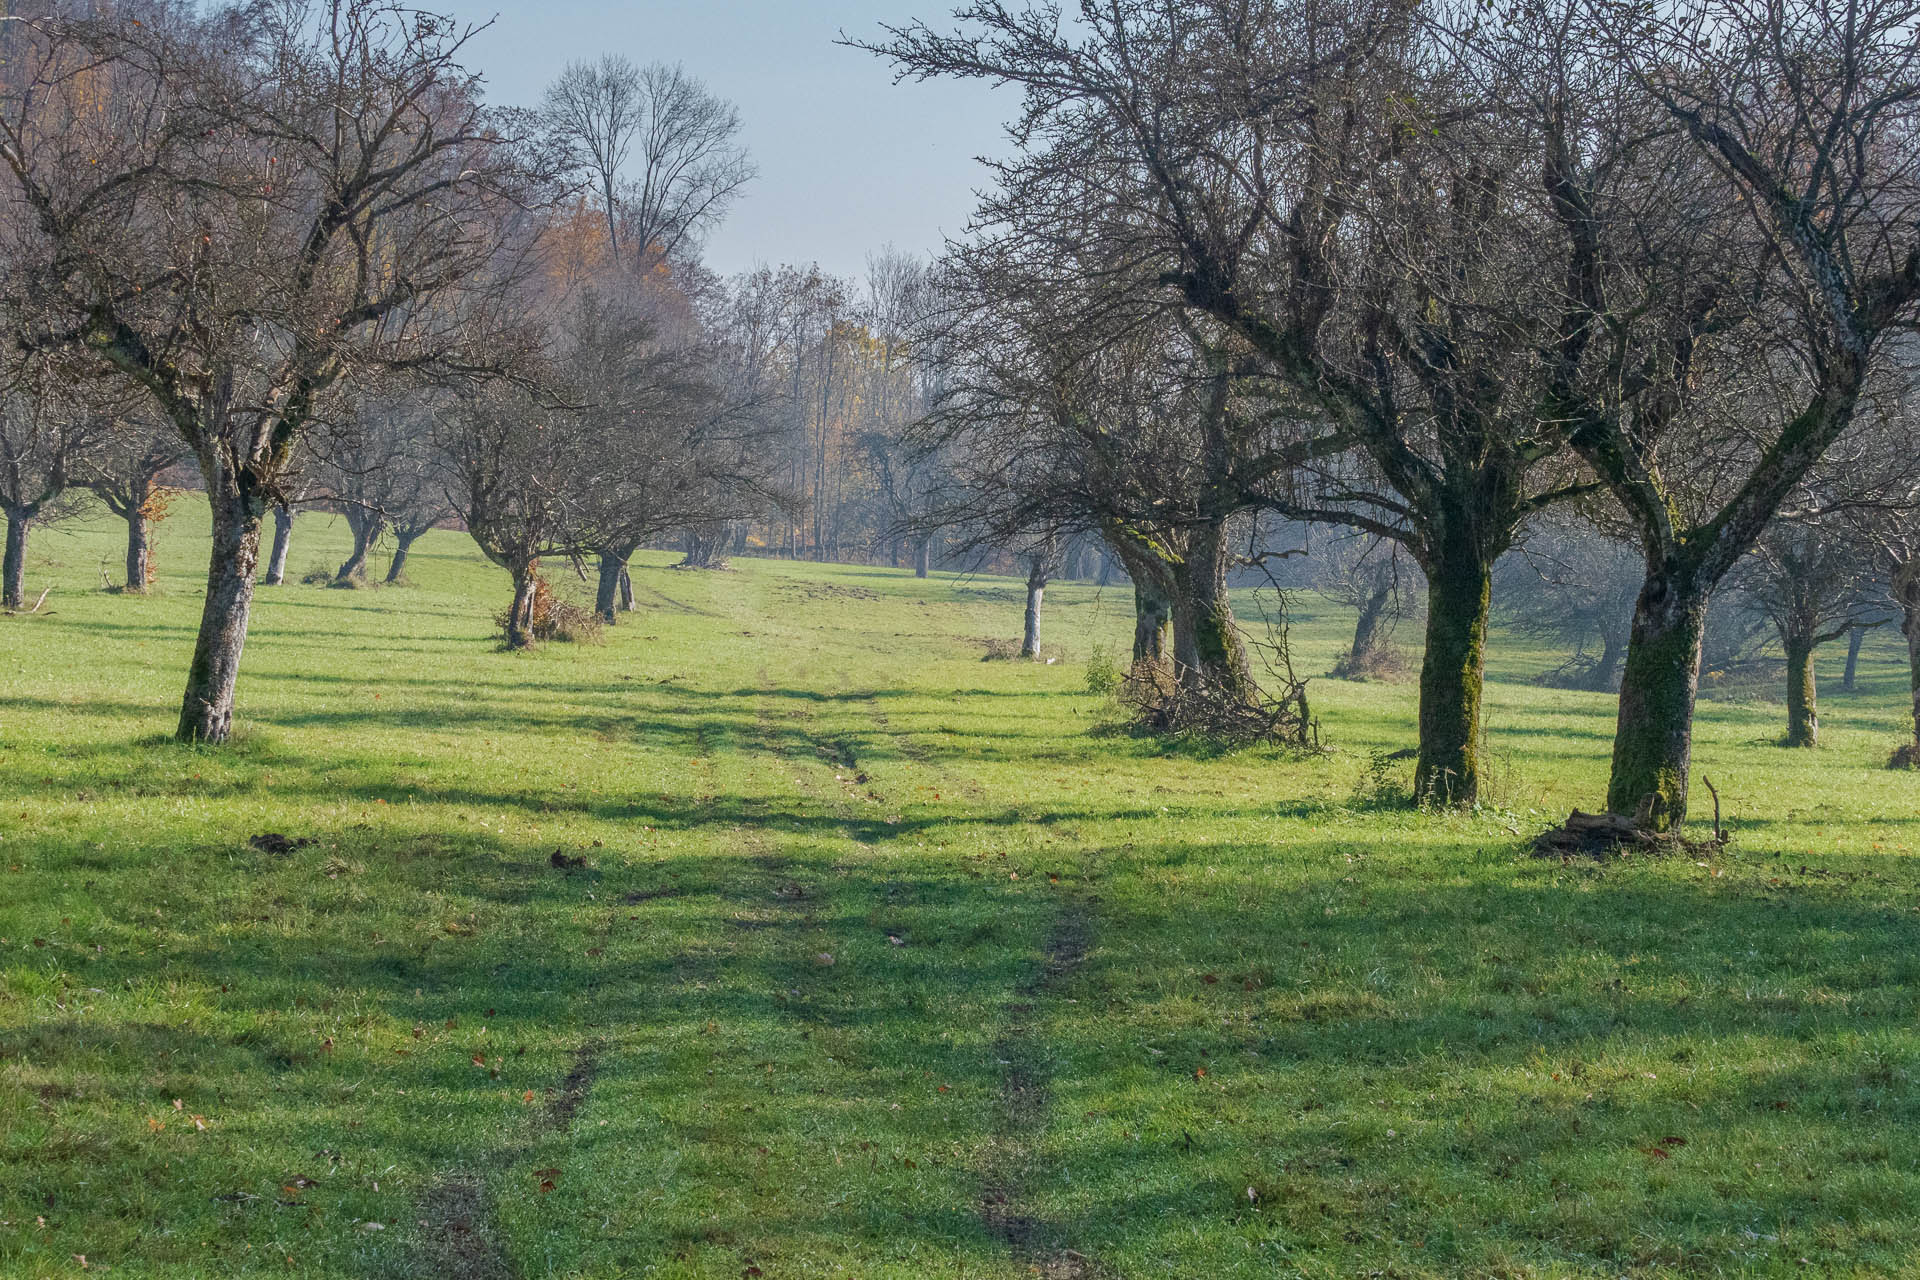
[334,514,379,584]
[1348,582,1393,663]
[1168,520,1253,700]
[1897,563,1920,754]
[619,566,635,611]
[505,562,540,650]
[1842,625,1865,693]
[1134,577,1171,665]
[594,551,629,623]
[1783,634,1818,747]
[1605,570,1711,830]
[2,511,29,610]
[124,507,152,592]
[915,535,931,579]
[384,531,421,584]
[1021,560,1046,659]
[1412,546,1493,808]
[264,508,294,586]
[1588,631,1625,693]
[178,473,265,743]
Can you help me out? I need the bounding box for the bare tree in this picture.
[0,367,103,608]
[435,381,588,648]
[1512,0,1920,824]
[80,412,188,593]
[1,1,551,740]
[543,56,753,270]
[1733,516,1883,747]
[1317,533,1416,680]
[312,396,445,587]
[1497,523,1642,692]
[866,1,1609,805]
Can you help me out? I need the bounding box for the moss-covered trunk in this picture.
[2,511,29,610]
[1168,518,1253,701]
[1783,634,1818,748]
[1412,545,1492,807]
[1606,567,1710,829]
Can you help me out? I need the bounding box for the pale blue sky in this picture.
[447,2,1012,281]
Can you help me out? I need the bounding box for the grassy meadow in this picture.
[3,504,1920,1279]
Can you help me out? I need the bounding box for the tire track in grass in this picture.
[981,896,1099,1278]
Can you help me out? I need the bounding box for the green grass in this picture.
[3,504,1919,1279]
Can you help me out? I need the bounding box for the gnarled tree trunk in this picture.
[1167,519,1253,701]
[1606,566,1710,829]
[334,511,382,584]
[2,510,30,610]
[263,508,295,586]
[619,566,634,611]
[505,560,540,650]
[1413,541,1494,807]
[178,463,266,743]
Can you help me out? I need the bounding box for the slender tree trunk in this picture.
[1412,545,1493,807]
[1606,568,1711,829]
[384,531,421,584]
[594,550,629,623]
[1842,625,1865,692]
[1021,559,1046,659]
[124,507,151,592]
[2,510,30,610]
[178,471,265,743]
[1168,519,1253,700]
[505,562,540,650]
[1783,633,1818,747]
[619,566,635,611]
[263,508,294,586]
[915,535,931,579]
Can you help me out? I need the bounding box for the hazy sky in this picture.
[443,2,1013,283]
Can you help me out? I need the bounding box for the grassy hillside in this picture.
[3,505,1918,1279]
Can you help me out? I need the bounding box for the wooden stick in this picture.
[27,586,51,614]
[1702,774,1725,843]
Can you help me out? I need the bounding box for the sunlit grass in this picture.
[2,504,1916,1278]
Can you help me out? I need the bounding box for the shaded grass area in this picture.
[1,507,1918,1277]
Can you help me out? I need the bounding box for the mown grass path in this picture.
[4,511,1920,1277]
